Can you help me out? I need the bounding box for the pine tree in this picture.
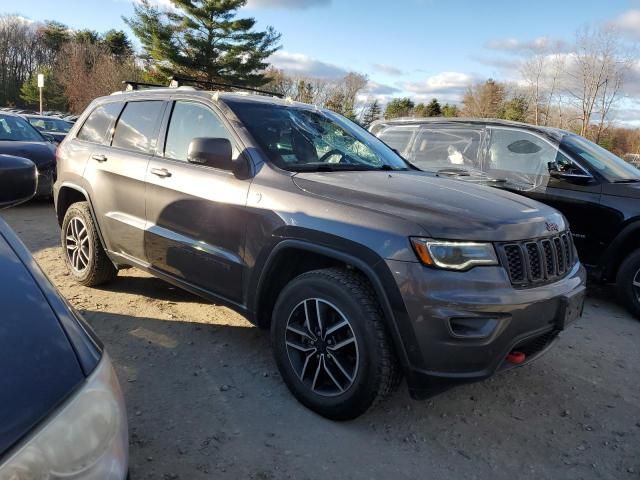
[425,98,442,117]
[20,68,67,111]
[413,103,427,117]
[441,103,459,117]
[384,97,415,119]
[102,30,133,58]
[361,99,382,128]
[124,0,281,87]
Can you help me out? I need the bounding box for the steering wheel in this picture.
[318,149,346,164]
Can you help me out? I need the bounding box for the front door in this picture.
[144,100,251,304]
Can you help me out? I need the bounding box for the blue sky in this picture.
[9,0,640,113]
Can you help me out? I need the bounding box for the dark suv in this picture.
[372,118,640,319]
[54,85,586,419]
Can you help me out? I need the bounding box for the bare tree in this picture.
[462,79,505,118]
[56,42,141,113]
[521,54,545,125]
[566,27,633,139]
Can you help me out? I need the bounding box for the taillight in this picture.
[55,144,61,162]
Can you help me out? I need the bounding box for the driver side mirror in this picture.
[0,155,37,208]
[187,137,233,171]
[547,161,594,184]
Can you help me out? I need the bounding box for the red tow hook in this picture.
[507,351,526,364]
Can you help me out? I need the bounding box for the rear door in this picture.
[144,99,251,304]
[84,99,167,261]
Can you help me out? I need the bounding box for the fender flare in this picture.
[254,239,419,371]
[56,182,111,259]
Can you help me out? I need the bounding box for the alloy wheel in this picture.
[285,298,359,397]
[633,268,640,302]
[65,216,90,273]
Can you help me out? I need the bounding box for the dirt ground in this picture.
[2,201,639,480]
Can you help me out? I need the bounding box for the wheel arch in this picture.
[601,219,640,281]
[252,239,412,370]
[55,183,111,261]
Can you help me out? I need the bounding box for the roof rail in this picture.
[121,80,166,91]
[168,75,283,98]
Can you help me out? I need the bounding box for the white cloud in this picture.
[403,71,478,100]
[372,63,403,76]
[363,81,401,95]
[268,51,347,79]
[608,9,640,40]
[246,0,331,8]
[485,36,567,54]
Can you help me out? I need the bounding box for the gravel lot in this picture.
[2,201,639,480]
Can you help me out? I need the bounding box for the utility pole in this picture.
[37,74,44,114]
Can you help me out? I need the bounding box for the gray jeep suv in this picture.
[54,83,586,419]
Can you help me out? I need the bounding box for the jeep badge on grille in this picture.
[545,222,559,232]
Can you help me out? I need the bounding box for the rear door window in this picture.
[76,102,123,144]
[112,101,164,154]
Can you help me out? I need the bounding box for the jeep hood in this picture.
[292,171,566,241]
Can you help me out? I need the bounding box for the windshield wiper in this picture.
[613,178,640,183]
[291,163,407,173]
[436,167,472,176]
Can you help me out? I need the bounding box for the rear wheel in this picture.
[61,202,117,286]
[616,248,640,320]
[271,268,399,420]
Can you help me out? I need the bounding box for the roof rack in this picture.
[168,75,283,98]
[122,80,166,91]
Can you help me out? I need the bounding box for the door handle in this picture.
[150,167,171,178]
[91,154,107,162]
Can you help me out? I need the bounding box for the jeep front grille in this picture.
[497,232,576,288]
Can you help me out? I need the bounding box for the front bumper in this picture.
[386,259,586,398]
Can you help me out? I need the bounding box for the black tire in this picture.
[271,268,400,420]
[616,248,640,320]
[61,201,117,286]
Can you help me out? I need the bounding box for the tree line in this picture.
[0,3,638,156]
[0,0,281,113]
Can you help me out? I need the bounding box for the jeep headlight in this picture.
[410,238,498,270]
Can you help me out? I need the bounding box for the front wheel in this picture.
[271,268,400,420]
[616,248,640,320]
[61,201,117,286]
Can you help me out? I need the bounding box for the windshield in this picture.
[561,134,640,182]
[0,114,44,142]
[376,124,485,173]
[27,116,72,133]
[226,101,410,172]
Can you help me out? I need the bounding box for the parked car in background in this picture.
[0,155,128,479]
[24,114,73,144]
[0,112,57,198]
[54,83,585,419]
[371,118,640,319]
